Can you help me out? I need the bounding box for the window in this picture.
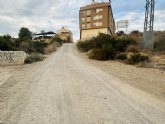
[92,9,96,14]
[86,10,91,16]
[87,17,91,22]
[93,15,103,20]
[82,24,85,29]
[96,8,103,13]
[93,22,97,26]
[98,22,103,26]
[81,11,85,16]
[81,18,85,22]
[100,15,103,19]
[87,23,91,29]
[93,16,97,20]
[93,22,103,27]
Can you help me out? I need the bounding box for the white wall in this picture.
[81,28,108,40]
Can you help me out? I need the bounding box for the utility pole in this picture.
[143,0,155,50]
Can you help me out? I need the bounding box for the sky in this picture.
[0,0,164,41]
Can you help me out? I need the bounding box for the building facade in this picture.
[79,2,115,40]
[57,27,73,43]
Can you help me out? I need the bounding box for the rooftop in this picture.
[80,2,111,10]
[34,31,56,35]
[57,27,72,34]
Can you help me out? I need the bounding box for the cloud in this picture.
[115,9,165,32]
[0,0,164,41]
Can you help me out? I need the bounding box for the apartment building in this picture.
[79,2,115,40]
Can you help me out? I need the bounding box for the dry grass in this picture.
[44,44,56,55]
[25,53,44,64]
[126,45,139,53]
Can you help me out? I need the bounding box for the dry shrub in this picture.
[53,41,62,47]
[126,45,139,53]
[19,42,31,53]
[25,53,44,64]
[44,44,56,54]
[116,53,127,60]
[127,53,149,65]
[88,43,116,61]
[154,31,165,52]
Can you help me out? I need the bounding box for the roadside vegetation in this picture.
[154,31,165,52]
[0,27,63,63]
[77,31,164,65]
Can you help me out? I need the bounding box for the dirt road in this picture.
[0,44,165,124]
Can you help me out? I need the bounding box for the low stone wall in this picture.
[0,51,27,65]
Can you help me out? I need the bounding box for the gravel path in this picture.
[0,44,165,124]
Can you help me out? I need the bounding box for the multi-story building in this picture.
[57,27,73,43]
[79,2,115,40]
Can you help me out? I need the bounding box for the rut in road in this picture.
[0,44,165,124]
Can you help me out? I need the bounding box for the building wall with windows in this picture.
[79,2,115,40]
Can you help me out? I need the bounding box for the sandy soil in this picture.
[76,49,165,101]
[0,44,165,124]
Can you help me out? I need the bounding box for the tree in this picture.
[131,30,140,35]
[0,35,15,50]
[116,31,125,36]
[18,27,32,40]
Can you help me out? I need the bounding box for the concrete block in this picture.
[0,51,27,66]
[143,31,154,50]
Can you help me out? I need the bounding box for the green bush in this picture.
[25,53,44,64]
[77,33,137,61]
[88,43,116,60]
[116,36,136,52]
[32,41,48,54]
[94,33,116,49]
[0,34,61,55]
[127,53,149,65]
[116,53,127,60]
[77,40,95,52]
[116,31,125,36]
[88,48,105,60]
[0,35,16,51]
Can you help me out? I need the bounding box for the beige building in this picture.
[79,2,115,40]
[57,27,73,43]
